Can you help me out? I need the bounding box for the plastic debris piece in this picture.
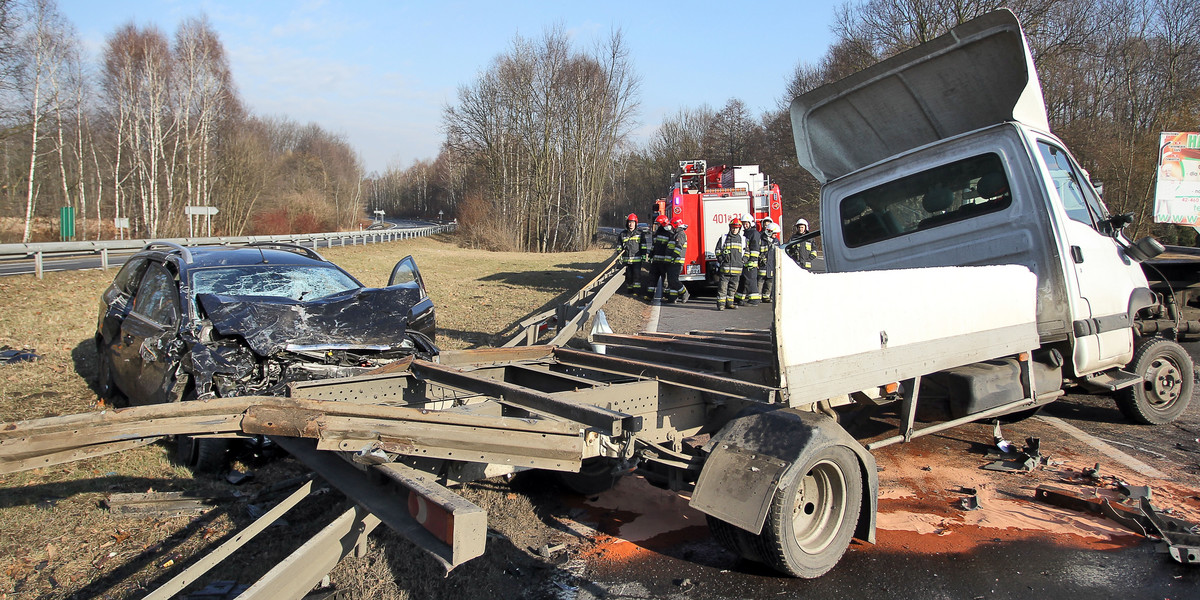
[0,346,39,365]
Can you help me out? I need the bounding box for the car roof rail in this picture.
[243,241,328,262]
[142,241,194,264]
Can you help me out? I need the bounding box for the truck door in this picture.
[1036,140,1136,375]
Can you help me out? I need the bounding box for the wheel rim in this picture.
[1146,357,1183,408]
[791,459,848,554]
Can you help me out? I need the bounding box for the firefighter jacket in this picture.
[787,233,817,270]
[715,232,746,275]
[743,228,763,268]
[618,228,643,264]
[760,234,778,276]
[650,226,673,263]
[668,228,687,264]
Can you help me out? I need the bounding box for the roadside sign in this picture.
[1153,132,1200,225]
[184,206,219,215]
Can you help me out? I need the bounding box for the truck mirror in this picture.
[1125,236,1165,262]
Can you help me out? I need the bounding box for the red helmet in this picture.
[655,215,669,226]
[625,213,638,223]
[671,217,685,228]
[729,218,742,227]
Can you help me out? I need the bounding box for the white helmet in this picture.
[796,218,809,227]
[742,213,755,224]
[766,222,780,233]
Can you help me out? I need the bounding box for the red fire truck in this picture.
[651,160,784,285]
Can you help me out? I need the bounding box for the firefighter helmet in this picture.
[625,213,638,223]
[655,215,669,226]
[796,218,809,228]
[742,213,755,224]
[671,217,685,228]
[729,218,742,227]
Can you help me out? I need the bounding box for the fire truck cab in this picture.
[653,160,785,285]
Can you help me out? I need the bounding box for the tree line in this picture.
[371,0,1196,250]
[0,0,364,243]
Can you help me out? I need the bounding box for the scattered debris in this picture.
[104,492,220,518]
[536,543,567,558]
[225,469,253,485]
[1083,463,1102,480]
[1141,497,1200,565]
[0,346,39,365]
[984,424,1044,472]
[1118,482,1151,500]
[959,496,980,511]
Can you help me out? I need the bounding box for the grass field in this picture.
[0,233,649,599]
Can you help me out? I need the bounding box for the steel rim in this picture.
[1147,357,1182,408]
[791,458,847,554]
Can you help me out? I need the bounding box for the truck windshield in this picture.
[839,153,1012,247]
[1037,141,1108,229]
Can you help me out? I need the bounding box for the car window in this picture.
[190,265,360,302]
[131,263,180,327]
[112,258,149,296]
[839,153,1012,247]
[1037,141,1107,228]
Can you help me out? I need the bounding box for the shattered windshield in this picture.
[190,265,360,302]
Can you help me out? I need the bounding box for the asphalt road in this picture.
[596,292,1200,598]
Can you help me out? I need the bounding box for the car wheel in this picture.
[176,435,231,474]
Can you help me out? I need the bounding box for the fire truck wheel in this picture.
[752,443,862,578]
[1116,337,1194,425]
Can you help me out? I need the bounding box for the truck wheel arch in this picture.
[690,406,878,545]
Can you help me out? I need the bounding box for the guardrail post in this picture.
[100,248,109,270]
[34,252,43,279]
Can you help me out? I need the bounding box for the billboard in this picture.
[1154,132,1200,225]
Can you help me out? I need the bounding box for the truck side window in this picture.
[1037,141,1107,229]
[839,153,1012,247]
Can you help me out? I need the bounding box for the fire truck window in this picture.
[840,153,1012,248]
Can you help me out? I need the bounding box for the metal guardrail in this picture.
[0,224,457,278]
[503,250,623,347]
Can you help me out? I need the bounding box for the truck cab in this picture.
[790,9,1188,422]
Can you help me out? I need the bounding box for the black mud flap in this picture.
[689,406,878,543]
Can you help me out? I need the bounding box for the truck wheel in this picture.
[1117,338,1194,425]
[752,444,862,578]
[706,515,765,563]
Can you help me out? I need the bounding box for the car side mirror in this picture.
[1125,236,1165,262]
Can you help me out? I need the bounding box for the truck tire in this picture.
[1116,337,1194,425]
[706,514,765,563]
[750,443,862,578]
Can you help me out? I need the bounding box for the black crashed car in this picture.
[95,242,438,467]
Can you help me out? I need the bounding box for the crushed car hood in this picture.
[198,286,421,356]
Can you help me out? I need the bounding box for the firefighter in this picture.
[617,213,644,295]
[715,218,745,310]
[641,215,672,301]
[787,218,817,270]
[759,221,780,303]
[666,217,690,303]
[735,213,762,305]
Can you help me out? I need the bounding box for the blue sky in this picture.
[59,1,837,174]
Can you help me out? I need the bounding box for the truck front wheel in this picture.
[751,443,862,578]
[1116,338,1194,425]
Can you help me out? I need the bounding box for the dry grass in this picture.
[0,233,649,599]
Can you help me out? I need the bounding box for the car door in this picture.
[388,255,436,340]
[110,262,183,405]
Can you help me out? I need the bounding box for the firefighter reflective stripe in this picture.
[743,229,762,266]
[651,228,673,263]
[716,233,745,275]
[619,230,643,264]
[668,230,687,264]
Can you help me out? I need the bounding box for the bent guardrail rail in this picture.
[0,224,457,278]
